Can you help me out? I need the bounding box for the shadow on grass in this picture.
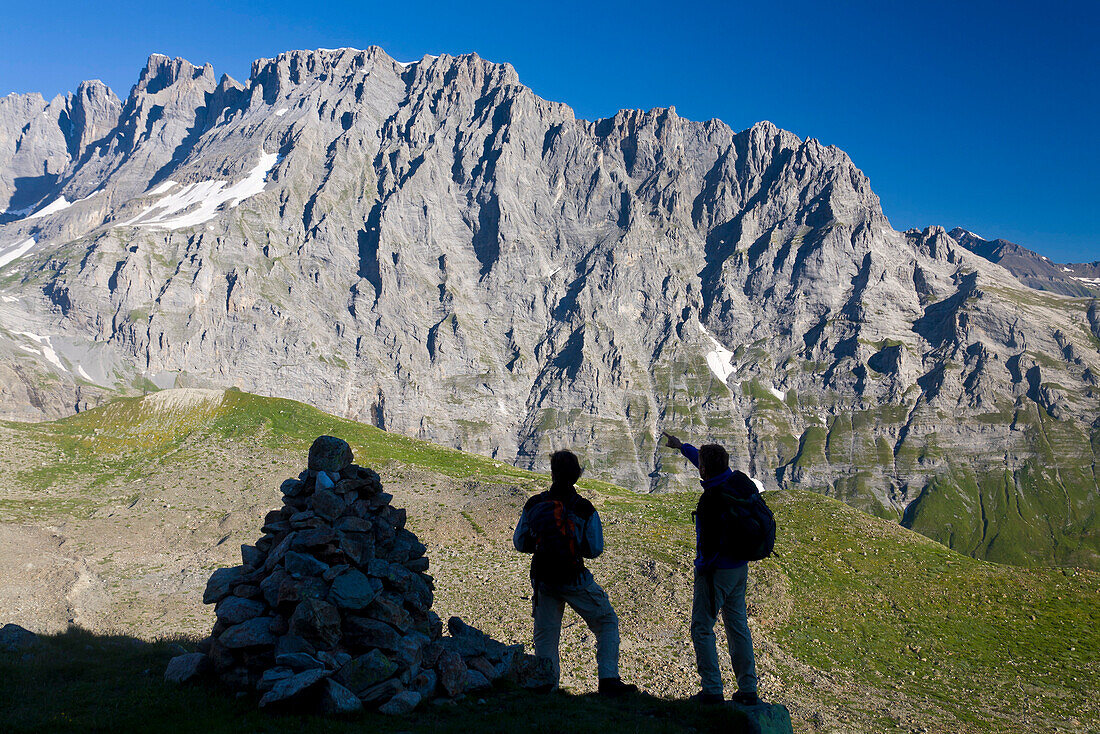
[0,627,753,734]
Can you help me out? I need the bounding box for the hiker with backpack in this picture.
[512,450,638,697]
[662,431,775,706]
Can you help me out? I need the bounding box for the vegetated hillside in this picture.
[1,49,1099,574]
[0,389,1095,734]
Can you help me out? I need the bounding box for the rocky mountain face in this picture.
[0,48,1096,568]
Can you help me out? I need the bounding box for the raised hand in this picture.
[661,431,682,449]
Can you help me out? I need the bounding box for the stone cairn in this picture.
[165,435,551,714]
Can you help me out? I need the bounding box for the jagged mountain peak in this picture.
[132,53,216,97]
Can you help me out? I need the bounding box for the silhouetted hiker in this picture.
[513,450,637,697]
[663,431,766,706]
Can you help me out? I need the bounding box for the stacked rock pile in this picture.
[165,435,551,714]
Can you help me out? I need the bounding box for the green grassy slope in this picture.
[0,389,1096,733]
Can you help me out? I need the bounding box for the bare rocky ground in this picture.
[0,414,1094,734]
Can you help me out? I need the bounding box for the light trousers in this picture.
[532,578,620,684]
[691,565,758,695]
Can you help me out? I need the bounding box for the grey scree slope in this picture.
[0,47,1097,567]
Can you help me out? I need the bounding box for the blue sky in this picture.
[3,0,1097,261]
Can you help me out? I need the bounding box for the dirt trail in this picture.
[0,524,108,632]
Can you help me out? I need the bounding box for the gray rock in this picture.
[308,436,353,472]
[410,669,437,699]
[312,490,346,522]
[378,690,421,715]
[163,652,207,684]
[277,574,327,606]
[203,566,244,605]
[338,533,374,566]
[466,655,498,683]
[436,649,467,697]
[320,679,363,715]
[260,568,288,607]
[328,568,382,610]
[258,667,329,707]
[257,666,295,692]
[0,623,36,652]
[283,550,330,578]
[274,633,315,658]
[394,631,430,670]
[365,593,411,631]
[335,648,399,694]
[214,596,266,625]
[344,616,400,652]
[241,544,264,568]
[336,517,372,533]
[728,700,795,734]
[264,533,298,572]
[465,669,491,692]
[292,528,335,548]
[358,677,404,706]
[275,652,325,671]
[281,478,306,497]
[288,599,342,649]
[219,616,277,649]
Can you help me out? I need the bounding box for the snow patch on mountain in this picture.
[116,151,278,230]
[14,331,65,372]
[701,325,736,384]
[0,237,38,269]
[24,196,72,220]
[146,180,177,196]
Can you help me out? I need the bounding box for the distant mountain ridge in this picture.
[945,227,1100,296]
[0,47,1097,569]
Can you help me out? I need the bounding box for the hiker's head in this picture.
[550,450,584,486]
[698,443,729,480]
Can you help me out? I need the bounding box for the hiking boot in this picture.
[729,690,760,706]
[689,691,725,705]
[598,677,638,697]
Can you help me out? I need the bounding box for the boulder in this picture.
[312,490,346,522]
[215,596,265,626]
[288,599,342,649]
[283,550,330,578]
[358,677,403,706]
[437,649,467,697]
[203,566,244,605]
[328,568,381,610]
[320,679,363,715]
[335,648,399,694]
[258,666,294,692]
[728,700,795,734]
[219,617,277,649]
[410,669,437,699]
[378,690,421,715]
[164,652,208,684]
[465,669,491,692]
[258,667,329,707]
[344,616,400,651]
[308,436,353,473]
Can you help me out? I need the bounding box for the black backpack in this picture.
[699,471,777,561]
[527,494,586,586]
